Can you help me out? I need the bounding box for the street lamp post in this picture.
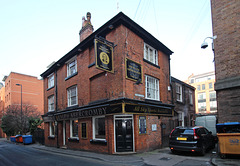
[16,84,22,134]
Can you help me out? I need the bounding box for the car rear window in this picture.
[172,129,194,136]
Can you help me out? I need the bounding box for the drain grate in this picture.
[159,157,171,161]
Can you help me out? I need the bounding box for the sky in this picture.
[0,0,214,83]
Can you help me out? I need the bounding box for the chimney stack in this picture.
[79,12,93,42]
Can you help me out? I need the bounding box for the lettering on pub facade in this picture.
[41,12,175,154]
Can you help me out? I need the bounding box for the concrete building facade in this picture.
[186,71,217,115]
[211,0,240,123]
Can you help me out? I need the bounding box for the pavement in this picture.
[1,138,240,166]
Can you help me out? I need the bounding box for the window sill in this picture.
[48,136,55,139]
[143,59,160,69]
[90,139,107,145]
[47,86,54,91]
[65,72,78,81]
[68,137,79,142]
[144,98,162,104]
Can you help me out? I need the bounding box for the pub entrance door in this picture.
[115,115,134,152]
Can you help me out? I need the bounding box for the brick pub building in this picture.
[41,12,175,154]
[211,0,240,123]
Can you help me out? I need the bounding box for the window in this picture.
[197,85,201,91]
[48,95,54,112]
[145,75,160,100]
[70,120,78,138]
[67,86,78,107]
[139,116,146,134]
[209,83,213,89]
[49,122,55,136]
[202,84,205,90]
[81,123,87,138]
[198,93,206,112]
[67,58,77,77]
[144,43,158,65]
[178,112,184,127]
[209,91,217,112]
[93,116,105,140]
[176,83,183,102]
[48,73,54,88]
[189,90,193,105]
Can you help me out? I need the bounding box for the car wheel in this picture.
[200,145,206,156]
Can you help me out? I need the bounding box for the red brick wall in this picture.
[211,0,240,122]
[43,24,171,153]
[134,115,162,152]
[211,0,240,81]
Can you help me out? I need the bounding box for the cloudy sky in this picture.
[0,0,214,82]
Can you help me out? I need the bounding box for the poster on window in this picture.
[139,116,146,134]
[95,39,114,73]
[125,58,142,83]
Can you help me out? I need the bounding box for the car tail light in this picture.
[193,129,200,140]
[169,128,175,138]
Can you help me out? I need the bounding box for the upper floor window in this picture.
[144,43,158,65]
[197,85,201,91]
[67,85,78,107]
[209,82,213,89]
[202,84,205,90]
[189,90,193,105]
[176,83,183,102]
[67,58,77,77]
[145,75,159,100]
[48,95,54,112]
[48,73,54,89]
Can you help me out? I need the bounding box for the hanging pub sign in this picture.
[95,39,114,73]
[125,58,142,83]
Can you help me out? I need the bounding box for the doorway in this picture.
[63,121,66,146]
[115,115,133,152]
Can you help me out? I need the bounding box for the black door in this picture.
[115,119,133,152]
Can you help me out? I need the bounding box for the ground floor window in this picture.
[70,119,79,138]
[49,121,55,136]
[81,123,87,139]
[93,116,105,140]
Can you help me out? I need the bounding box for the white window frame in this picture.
[48,73,54,88]
[70,119,79,138]
[67,56,77,77]
[176,83,183,102]
[48,95,54,112]
[145,75,160,100]
[92,116,106,141]
[189,90,193,105]
[67,86,78,107]
[144,43,158,65]
[49,122,55,136]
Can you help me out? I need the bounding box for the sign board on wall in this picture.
[125,58,142,83]
[95,39,114,73]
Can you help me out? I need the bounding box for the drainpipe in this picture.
[55,69,59,148]
[169,56,174,105]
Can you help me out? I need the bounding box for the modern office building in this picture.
[186,71,217,115]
